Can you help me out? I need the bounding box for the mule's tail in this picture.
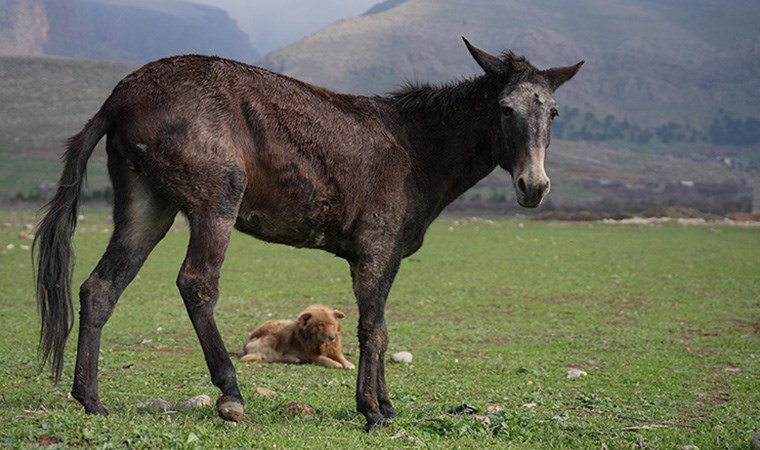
[33,110,111,382]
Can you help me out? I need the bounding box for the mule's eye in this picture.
[500,105,513,116]
[550,108,559,120]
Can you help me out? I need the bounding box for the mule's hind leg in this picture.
[72,158,177,414]
[177,212,245,421]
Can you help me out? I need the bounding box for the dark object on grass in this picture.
[33,36,582,431]
[447,403,479,415]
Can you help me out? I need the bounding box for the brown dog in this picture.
[241,305,354,369]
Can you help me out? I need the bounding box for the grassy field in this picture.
[1,207,758,448]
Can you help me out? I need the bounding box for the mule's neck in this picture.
[388,76,502,215]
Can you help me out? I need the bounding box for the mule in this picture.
[34,37,582,430]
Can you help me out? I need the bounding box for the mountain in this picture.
[0,0,755,211]
[260,0,760,129]
[0,0,258,64]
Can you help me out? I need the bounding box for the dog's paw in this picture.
[240,353,264,362]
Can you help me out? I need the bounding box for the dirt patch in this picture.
[733,317,760,337]
[36,434,61,446]
[536,207,760,225]
[727,212,760,222]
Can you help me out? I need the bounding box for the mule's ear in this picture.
[541,61,584,91]
[298,312,312,325]
[462,37,504,75]
[333,310,345,320]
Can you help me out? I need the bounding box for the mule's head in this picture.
[464,38,583,208]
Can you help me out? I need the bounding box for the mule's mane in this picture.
[496,50,536,77]
[388,50,538,117]
[388,76,485,117]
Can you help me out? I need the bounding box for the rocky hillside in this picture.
[261,0,760,129]
[0,0,257,64]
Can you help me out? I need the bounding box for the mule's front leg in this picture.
[351,253,400,431]
[177,215,244,421]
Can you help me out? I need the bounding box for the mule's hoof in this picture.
[364,418,390,432]
[72,391,109,417]
[217,398,245,422]
[363,410,390,432]
[381,404,398,420]
[84,402,109,416]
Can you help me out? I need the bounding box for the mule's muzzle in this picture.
[514,172,550,208]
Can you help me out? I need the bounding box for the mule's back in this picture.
[103,55,410,256]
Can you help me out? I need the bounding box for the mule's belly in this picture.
[234,209,330,249]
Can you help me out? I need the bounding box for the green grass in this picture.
[1,207,758,448]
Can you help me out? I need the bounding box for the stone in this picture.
[282,402,315,416]
[486,405,503,415]
[475,415,492,426]
[391,351,413,363]
[179,394,211,410]
[565,368,588,379]
[254,387,276,398]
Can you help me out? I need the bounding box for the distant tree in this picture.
[709,110,760,145]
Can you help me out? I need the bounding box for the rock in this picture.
[391,351,413,363]
[565,368,588,379]
[179,394,211,410]
[475,415,492,426]
[485,405,503,415]
[136,397,174,413]
[752,430,760,450]
[254,387,276,398]
[522,402,538,408]
[281,402,315,416]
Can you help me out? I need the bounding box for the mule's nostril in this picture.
[517,177,527,194]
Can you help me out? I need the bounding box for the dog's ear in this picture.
[298,312,312,325]
[333,310,345,320]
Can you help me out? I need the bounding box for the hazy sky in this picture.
[191,0,380,55]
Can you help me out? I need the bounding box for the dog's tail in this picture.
[33,110,111,382]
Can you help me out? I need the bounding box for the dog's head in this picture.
[297,305,345,344]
